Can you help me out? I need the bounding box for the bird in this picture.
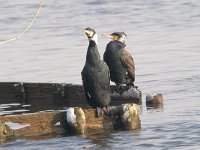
[103,32,135,92]
[81,27,111,114]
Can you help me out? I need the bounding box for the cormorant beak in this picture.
[101,34,116,40]
[83,29,89,34]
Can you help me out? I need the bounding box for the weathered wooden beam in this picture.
[0,82,142,113]
[0,111,65,142]
[0,103,140,143]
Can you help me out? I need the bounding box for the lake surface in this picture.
[0,0,200,149]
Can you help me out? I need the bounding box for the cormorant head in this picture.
[103,32,127,44]
[84,27,98,43]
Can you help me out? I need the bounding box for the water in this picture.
[0,0,200,149]
[0,103,30,116]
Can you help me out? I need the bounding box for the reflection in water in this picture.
[0,103,30,116]
[85,130,114,149]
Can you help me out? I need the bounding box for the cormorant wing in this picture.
[81,67,92,104]
[102,61,110,81]
[103,49,109,66]
[120,50,135,81]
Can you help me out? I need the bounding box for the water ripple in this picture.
[0,0,200,149]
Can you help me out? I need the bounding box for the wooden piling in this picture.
[146,93,164,108]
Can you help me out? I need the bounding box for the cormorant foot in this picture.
[115,84,123,94]
[128,84,134,89]
[96,107,111,118]
[102,106,111,117]
[115,86,119,93]
[127,83,138,89]
[96,107,103,118]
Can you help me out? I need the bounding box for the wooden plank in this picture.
[0,82,21,104]
[0,103,140,143]
[0,82,142,113]
[0,111,64,142]
[25,83,57,112]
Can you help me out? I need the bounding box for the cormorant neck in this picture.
[88,34,98,46]
[113,40,126,48]
[86,40,100,66]
[117,40,126,46]
[106,40,125,54]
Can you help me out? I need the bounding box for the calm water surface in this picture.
[0,0,200,149]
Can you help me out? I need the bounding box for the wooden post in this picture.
[146,93,164,108]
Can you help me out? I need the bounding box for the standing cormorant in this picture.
[81,27,111,110]
[103,32,135,92]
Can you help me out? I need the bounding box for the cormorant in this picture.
[103,32,135,92]
[81,27,111,110]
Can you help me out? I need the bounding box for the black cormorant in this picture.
[81,27,111,110]
[103,32,135,92]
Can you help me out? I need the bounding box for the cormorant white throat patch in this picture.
[91,33,98,45]
[119,34,127,44]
